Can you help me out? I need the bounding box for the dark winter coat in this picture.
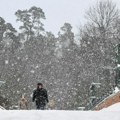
[32,88,48,106]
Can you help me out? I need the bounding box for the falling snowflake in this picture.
[5,60,9,64]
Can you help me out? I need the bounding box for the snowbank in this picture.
[0,102,120,120]
[0,110,120,120]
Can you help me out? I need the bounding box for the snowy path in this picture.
[0,110,120,120]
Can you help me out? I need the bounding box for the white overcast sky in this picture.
[0,0,120,36]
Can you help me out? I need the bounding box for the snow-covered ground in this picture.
[0,110,120,120]
[0,103,120,120]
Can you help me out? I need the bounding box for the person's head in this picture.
[37,83,43,89]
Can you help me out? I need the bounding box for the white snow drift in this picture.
[0,102,120,120]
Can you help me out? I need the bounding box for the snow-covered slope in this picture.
[0,110,120,120]
[0,106,5,110]
[101,102,120,111]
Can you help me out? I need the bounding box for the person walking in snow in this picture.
[32,83,49,110]
[18,94,28,110]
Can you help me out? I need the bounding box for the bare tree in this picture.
[85,0,119,35]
